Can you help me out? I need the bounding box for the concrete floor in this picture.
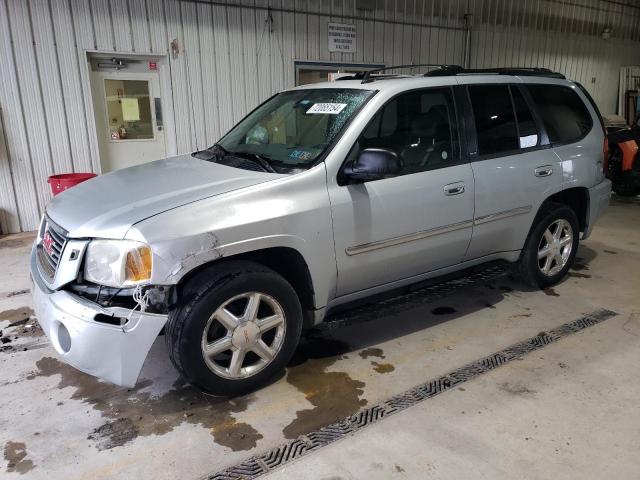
[0,196,638,479]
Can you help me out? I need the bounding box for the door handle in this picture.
[534,165,553,177]
[443,182,465,196]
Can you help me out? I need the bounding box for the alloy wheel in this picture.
[537,218,574,277]
[201,292,286,379]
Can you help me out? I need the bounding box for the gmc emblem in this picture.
[42,231,54,256]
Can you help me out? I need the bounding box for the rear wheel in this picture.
[166,261,303,396]
[517,203,579,288]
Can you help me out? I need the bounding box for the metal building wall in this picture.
[0,0,639,233]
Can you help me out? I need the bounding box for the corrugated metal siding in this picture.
[0,0,639,233]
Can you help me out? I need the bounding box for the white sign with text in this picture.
[328,23,356,53]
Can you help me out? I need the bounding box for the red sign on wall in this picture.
[149,61,157,70]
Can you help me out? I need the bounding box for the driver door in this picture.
[328,87,475,296]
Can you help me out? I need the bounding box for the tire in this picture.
[516,203,580,289]
[165,260,303,396]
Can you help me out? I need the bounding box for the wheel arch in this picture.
[175,246,317,325]
[541,187,589,234]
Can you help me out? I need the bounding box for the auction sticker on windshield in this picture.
[306,103,347,114]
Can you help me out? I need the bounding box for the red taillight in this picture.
[603,137,609,172]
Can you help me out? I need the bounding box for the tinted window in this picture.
[511,87,539,148]
[469,85,518,156]
[351,88,458,176]
[525,85,592,143]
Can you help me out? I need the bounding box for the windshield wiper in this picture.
[191,143,229,162]
[230,150,279,173]
[194,144,290,173]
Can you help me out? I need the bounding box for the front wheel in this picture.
[166,261,303,396]
[517,203,579,288]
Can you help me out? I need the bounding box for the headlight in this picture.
[85,240,152,288]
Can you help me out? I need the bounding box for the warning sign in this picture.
[328,23,356,53]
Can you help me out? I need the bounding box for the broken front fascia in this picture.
[30,247,168,387]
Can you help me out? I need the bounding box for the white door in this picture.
[91,69,166,172]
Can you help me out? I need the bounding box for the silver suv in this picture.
[31,66,611,395]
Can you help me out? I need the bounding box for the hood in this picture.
[47,154,282,239]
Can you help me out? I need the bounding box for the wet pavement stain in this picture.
[510,313,533,319]
[5,289,30,298]
[431,306,457,315]
[358,347,385,359]
[572,259,590,271]
[543,288,560,297]
[0,308,43,352]
[27,357,262,451]
[499,382,536,396]
[568,272,592,279]
[283,335,367,440]
[371,361,395,374]
[0,237,33,249]
[3,441,35,474]
[0,307,33,323]
[88,418,139,450]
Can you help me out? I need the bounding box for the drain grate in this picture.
[205,309,617,480]
[317,264,509,331]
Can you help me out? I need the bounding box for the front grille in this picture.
[36,217,68,282]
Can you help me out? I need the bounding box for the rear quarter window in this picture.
[525,85,592,144]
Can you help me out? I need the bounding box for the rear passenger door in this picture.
[462,82,562,261]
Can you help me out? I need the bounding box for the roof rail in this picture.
[425,66,566,79]
[357,64,464,84]
[335,65,566,84]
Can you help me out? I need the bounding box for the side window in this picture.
[511,86,539,148]
[351,87,459,176]
[525,85,592,144]
[468,85,518,156]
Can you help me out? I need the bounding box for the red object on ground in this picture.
[47,173,97,196]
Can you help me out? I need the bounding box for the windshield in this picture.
[216,88,375,169]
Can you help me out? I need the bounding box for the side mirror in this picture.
[343,148,402,183]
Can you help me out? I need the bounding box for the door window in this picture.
[350,88,459,176]
[524,85,592,144]
[104,79,153,141]
[468,85,518,156]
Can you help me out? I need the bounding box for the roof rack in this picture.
[425,66,566,79]
[339,65,566,84]
[354,64,464,84]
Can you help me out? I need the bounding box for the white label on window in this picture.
[306,103,347,114]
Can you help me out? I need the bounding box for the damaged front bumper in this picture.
[30,250,168,387]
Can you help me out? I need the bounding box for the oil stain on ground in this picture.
[358,347,385,359]
[371,361,395,374]
[499,382,536,396]
[0,237,33,249]
[543,288,560,297]
[3,441,35,474]
[0,307,33,323]
[28,357,261,452]
[283,334,367,439]
[568,271,592,279]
